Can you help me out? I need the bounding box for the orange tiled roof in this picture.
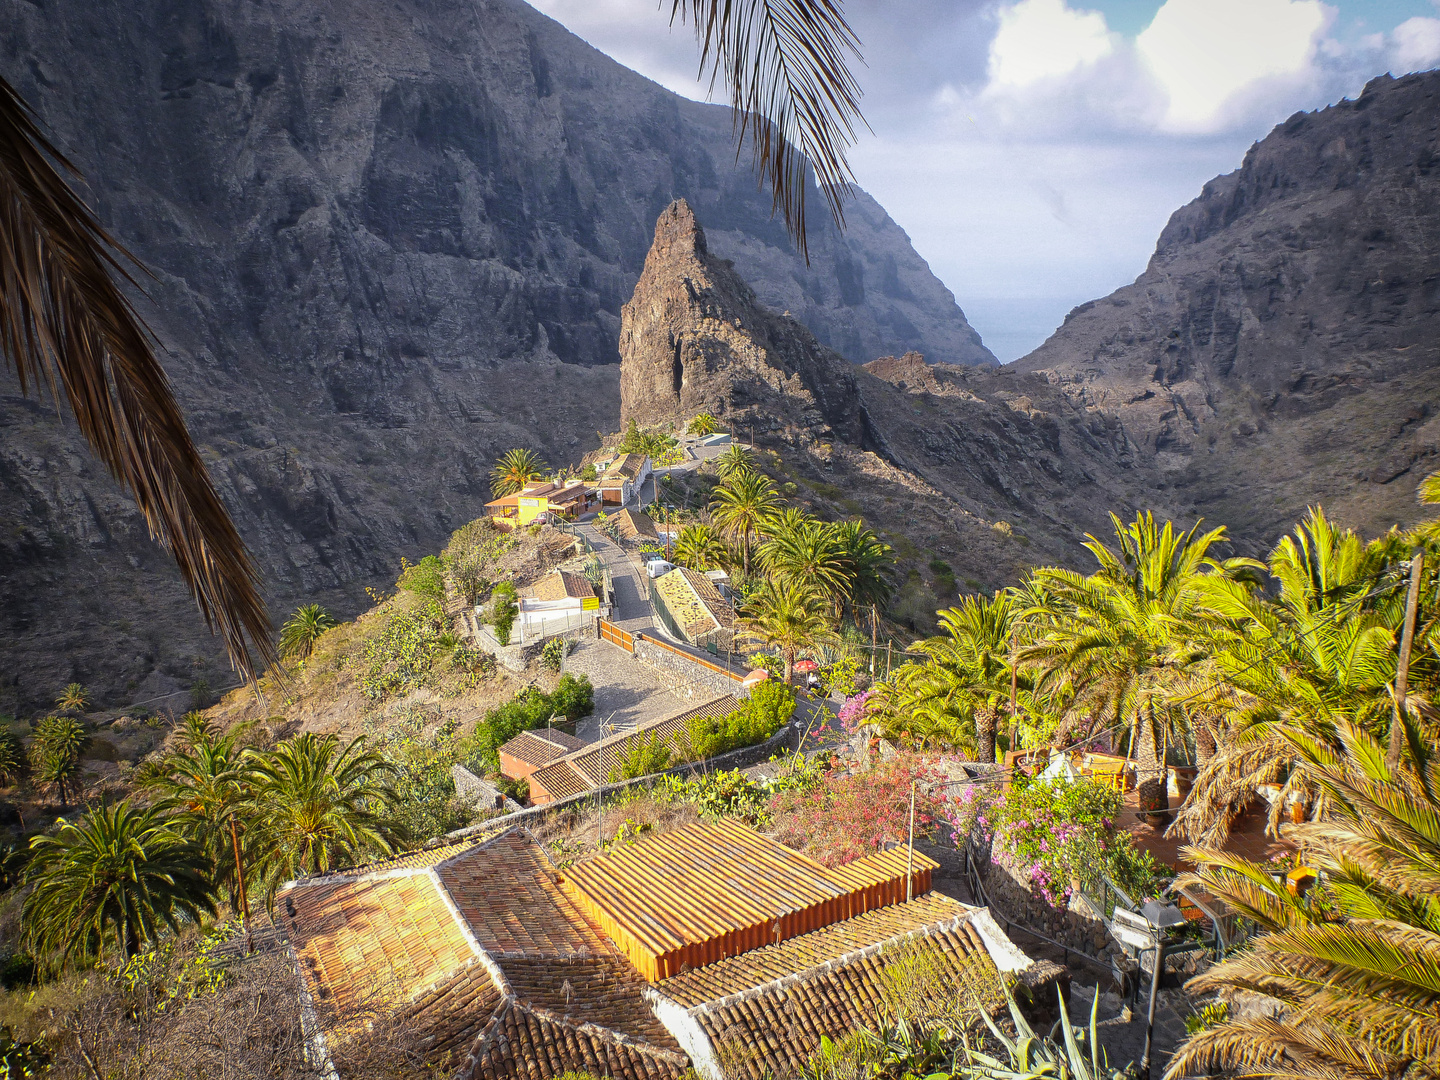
[662,901,1001,1080]
[498,729,586,768]
[531,570,596,602]
[528,695,740,800]
[602,453,646,481]
[558,820,939,981]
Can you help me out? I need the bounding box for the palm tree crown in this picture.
[22,800,214,967]
[489,448,549,498]
[738,578,837,684]
[245,733,398,908]
[710,471,782,576]
[279,603,338,660]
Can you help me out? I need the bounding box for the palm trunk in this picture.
[1195,718,1217,767]
[230,816,253,955]
[1134,712,1166,819]
[783,649,794,685]
[976,707,997,765]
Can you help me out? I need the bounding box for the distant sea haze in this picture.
[963,296,1085,364]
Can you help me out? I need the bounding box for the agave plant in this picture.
[958,987,1131,1080]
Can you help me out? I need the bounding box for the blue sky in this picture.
[533,1,1440,361]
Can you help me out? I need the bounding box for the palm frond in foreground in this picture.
[671,0,866,258]
[0,75,273,678]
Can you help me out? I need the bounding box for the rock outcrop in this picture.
[1017,70,1440,545]
[620,200,866,444]
[0,0,990,708]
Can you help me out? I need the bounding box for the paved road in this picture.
[577,523,653,631]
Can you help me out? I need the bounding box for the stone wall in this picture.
[976,845,1116,963]
[632,638,741,702]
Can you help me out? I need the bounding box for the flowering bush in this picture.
[769,753,951,867]
[957,778,1161,908]
[836,689,874,733]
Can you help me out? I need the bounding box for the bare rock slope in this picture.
[1016,71,1440,545]
[0,0,990,709]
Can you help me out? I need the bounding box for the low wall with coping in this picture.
[975,844,1115,960]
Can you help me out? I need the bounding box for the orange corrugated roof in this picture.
[558,820,939,981]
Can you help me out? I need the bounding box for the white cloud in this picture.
[1136,0,1329,132]
[1391,17,1440,71]
[988,0,1115,89]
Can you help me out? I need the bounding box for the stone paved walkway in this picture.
[563,638,682,741]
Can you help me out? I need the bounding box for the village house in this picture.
[485,480,596,530]
[496,727,587,784]
[277,819,1049,1080]
[612,506,659,544]
[651,567,736,650]
[596,452,652,506]
[526,694,740,804]
[514,569,603,640]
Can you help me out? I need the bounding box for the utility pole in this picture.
[869,605,878,676]
[1389,551,1425,771]
[230,816,253,955]
[1140,937,1167,1080]
[1009,627,1019,755]
[906,779,916,902]
[886,640,892,679]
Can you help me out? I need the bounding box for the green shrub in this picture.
[444,519,515,604]
[491,584,519,646]
[466,675,594,772]
[0,952,36,990]
[685,681,794,760]
[397,555,446,601]
[608,733,673,782]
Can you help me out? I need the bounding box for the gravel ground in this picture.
[563,638,685,741]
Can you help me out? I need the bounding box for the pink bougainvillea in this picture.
[835,689,874,733]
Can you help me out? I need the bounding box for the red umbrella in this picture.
[741,669,770,690]
[793,659,819,673]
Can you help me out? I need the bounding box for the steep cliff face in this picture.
[1017,71,1440,544]
[0,0,991,709]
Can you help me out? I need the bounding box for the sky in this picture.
[531,0,1440,361]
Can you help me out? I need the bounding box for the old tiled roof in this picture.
[284,872,475,1023]
[558,820,940,982]
[314,826,509,880]
[437,831,616,959]
[681,568,735,631]
[615,508,659,540]
[529,696,741,800]
[282,828,692,1080]
[602,453,647,481]
[657,900,1003,1080]
[530,570,597,602]
[498,729,586,768]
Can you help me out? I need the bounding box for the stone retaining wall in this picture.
[632,638,740,701]
[976,844,1115,961]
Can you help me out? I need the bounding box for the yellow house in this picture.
[486,481,594,529]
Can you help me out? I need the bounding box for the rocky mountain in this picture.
[1016,71,1440,547]
[0,0,990,710]
[619,200,1157,592]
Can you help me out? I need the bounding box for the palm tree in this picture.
[758,511,849,607]
[830,519,895,619]
[22,800,215,968]
[0,78,274,680]
[28,715,89,805]
[1171,509,1401,842]
[1167,719,1440,1080]
[488,448,549,498]
[245,733,398,908]
[715,444,755,481]
[142,717,257,943]
[674,524,733,571]
[1025,512,1258,812]
[738,578,837,684]
[710,471,782,576]
[0,732,21,786]
[279,603,338,661]
[55,683,89,713]
[688,413,720,437]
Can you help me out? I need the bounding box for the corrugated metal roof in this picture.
[558,820,939,982]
